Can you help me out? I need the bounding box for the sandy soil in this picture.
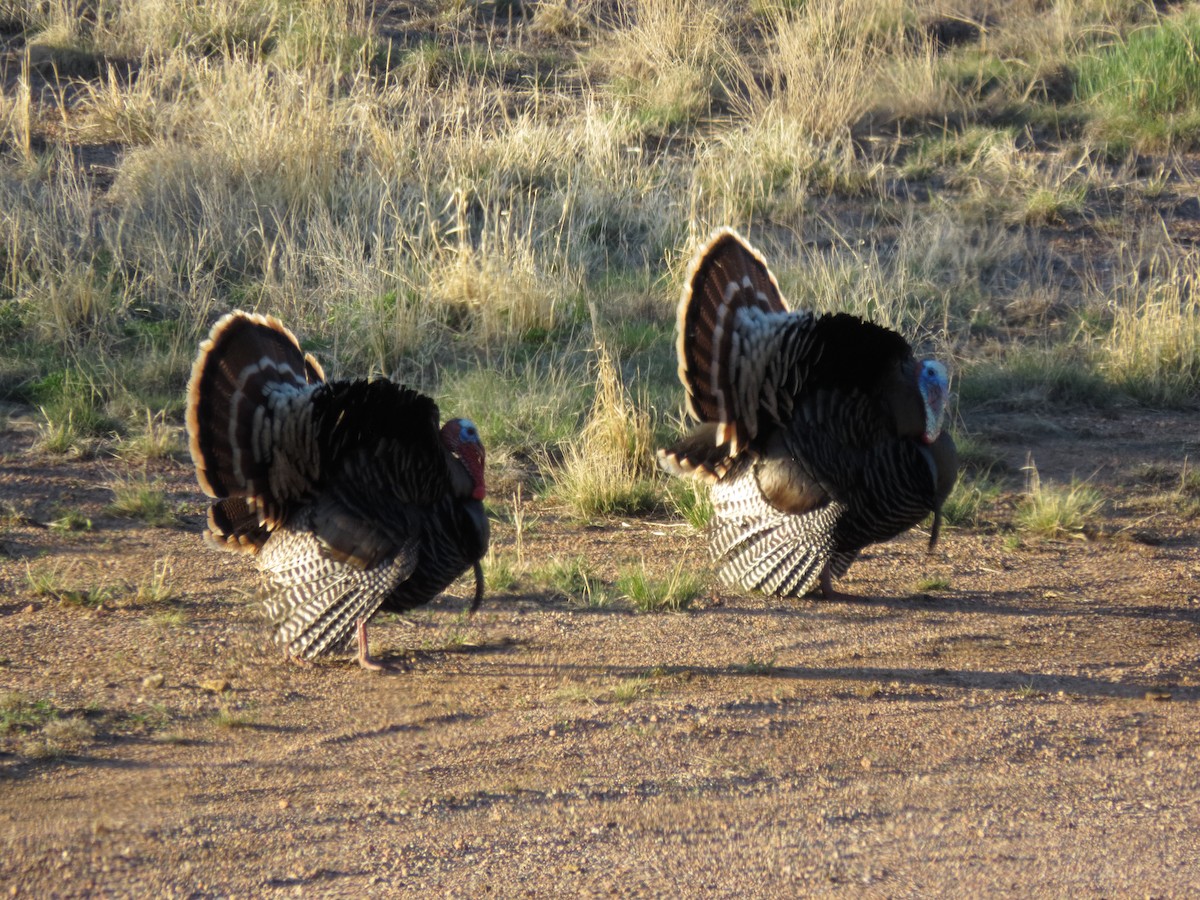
[1,407,1198,897]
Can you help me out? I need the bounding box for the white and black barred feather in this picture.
[660,229,958,598]
[186,311,489,662]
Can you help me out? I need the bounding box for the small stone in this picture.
[279,799,290,810]
[142,674,165,689]
[22,604,36,614]
[860,757,872,770]
[200,679,230,694]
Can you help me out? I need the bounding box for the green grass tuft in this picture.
[26,563,120,608]
[1077,11,1200,152]
[0,692,59,735]
[940,476,1002,528]
[529,556,611,608]
[107,476,178,527]
[1016,461,1104,538]
[666,477,714,531]
[617,559,704,613]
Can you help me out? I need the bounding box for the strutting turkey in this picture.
[659,228,957,599]
[186,312,489,669]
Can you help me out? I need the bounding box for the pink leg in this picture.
[356,619,387,671]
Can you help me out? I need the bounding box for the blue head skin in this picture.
[917,360,949,444]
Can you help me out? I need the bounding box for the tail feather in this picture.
[205,498,271,553]
[186,311,324,501]
[656,423,734,482]
[677,228,788,454]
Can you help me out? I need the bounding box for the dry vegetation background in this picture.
[2,0,1200,894]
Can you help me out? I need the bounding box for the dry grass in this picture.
[0,0,1197,512]
[598,0,738,131]
[553,345,660,518]
[1100,252,1200,404]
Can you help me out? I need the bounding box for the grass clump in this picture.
[48,509,93,533]
[914,576,951,592]
[1076,11,1200,152]
[0,692,92,758]
[553,346,660,518]
[107,476,178,527]
[732,655,778,675]
[212,706,256,730]
[618,559,704,613]
[1099,258,1200,405]
[120,409,185,462]
[1016,460,1104,538]
[611,676,655,704]
[26,563,120,608]
[30,368,117,456]
[27,717,96,758]
[666,477,714,530]
[529,556,611,608]
[482,548,520,592]
[0,692,59,735]
[598,0,736,133]
[940,475,1002,528]
[132,557,179,605]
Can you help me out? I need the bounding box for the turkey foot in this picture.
[819,566,855,602]
[355,624,388,672]
[356,619,408,672]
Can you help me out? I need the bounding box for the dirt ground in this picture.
[1,406,1199,897]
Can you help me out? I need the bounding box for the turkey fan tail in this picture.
[258,530,420,660]
[186,311,325,502]
[676,228,788,453]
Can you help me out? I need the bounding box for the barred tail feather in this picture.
[657,423,734,482]
[186,311,324,500]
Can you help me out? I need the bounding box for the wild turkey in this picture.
[185,312,489,669]
[659,228,957,599]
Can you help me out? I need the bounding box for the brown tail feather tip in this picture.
[656,448,725,483]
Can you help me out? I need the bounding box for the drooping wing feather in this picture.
[709,454,846,597]
[259,528,421,658]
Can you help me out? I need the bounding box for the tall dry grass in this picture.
[1100,251,1200,404]
[1,0,1197,469]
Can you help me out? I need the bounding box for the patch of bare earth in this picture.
[1,406,1198,896]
